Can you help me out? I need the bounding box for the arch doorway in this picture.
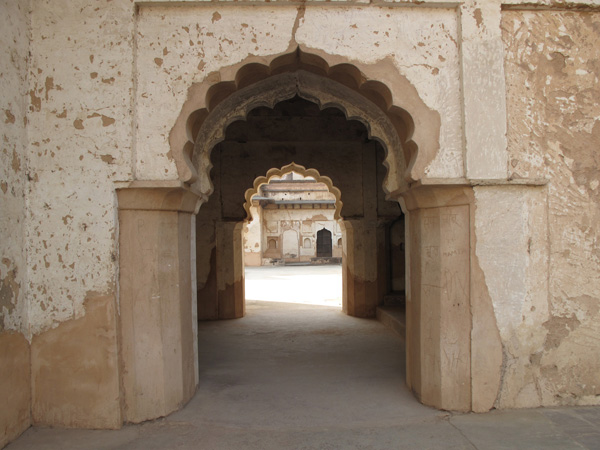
[243,165,344,307]
[117,50,501,424]
[316,228,333,258]
[195,96,403,321]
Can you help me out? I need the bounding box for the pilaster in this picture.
[117,184,200,423]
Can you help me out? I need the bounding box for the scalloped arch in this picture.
[169,48,440,199]
[243,163,343,222]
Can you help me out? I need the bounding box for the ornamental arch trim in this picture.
[169,48,441,200]
[243,162,343,222]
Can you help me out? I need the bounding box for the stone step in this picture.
[376,306,406,341]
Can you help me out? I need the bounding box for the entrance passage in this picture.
[316,228,333,257]
[194,300,423,444]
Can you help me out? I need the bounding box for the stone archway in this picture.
[169,48,441,200]
[117,49,502,423]
[242,162,343,222]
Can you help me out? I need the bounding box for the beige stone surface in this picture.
[25,0,133,335]
[0,3,33,444]
[31,293,121,428]
[0,332,30,449]
[243,204,262,265]
[474,185,549,408]
[216,222,245,320]
[296,5,462,180]
[406,202,471,411]
[118,188,199,423]
[460,0,508,180]
[343,219,379,318]
[502,10,600,407]
[0,0,29,337]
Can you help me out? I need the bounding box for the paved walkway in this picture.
[7,300,600,450]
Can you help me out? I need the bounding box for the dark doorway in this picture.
[316,228,333,257]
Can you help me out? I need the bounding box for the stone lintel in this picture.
[116,183,202,213]
[401,184,474,211]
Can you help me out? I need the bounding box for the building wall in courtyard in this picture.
[244,176,343,264]
[1,0,600,443]
[244,204,263,267]
[256,206,343,264]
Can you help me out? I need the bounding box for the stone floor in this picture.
[7,299,600,450]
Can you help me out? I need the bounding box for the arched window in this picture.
[337,238,342,248]
[303,237,311,249]
[267,238,277,250]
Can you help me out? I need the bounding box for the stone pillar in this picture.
[196,220,244,321]
[216,221,245,320]
[375,219,390,302]
[117,183,200,423]
[401,185,473,411]
[342,219,379,318]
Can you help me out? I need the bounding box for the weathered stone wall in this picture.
[499,10,600,407]
[11,0,459,350]
[0,0,29,337]
[0,1,32,446]
[2,0,600,437]
[244,204,263,266]
[260,207,342,261]
[27,0,133,335]
[136,3,461,183]
[23,0,134,429]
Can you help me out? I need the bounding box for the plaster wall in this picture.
[474,185,549,408]
[26,0,133,336]
[0,332,30,448]
[0,0,29,336]
[259,206,342,262]
[136,3,462,182]
[16,0,136,430]
[243,204,262,266]
[497,10,600,407]
[0,1,32,445]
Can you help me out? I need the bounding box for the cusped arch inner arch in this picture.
[170,49,440,200]
[194,71,404,199]
[243,162,343,223]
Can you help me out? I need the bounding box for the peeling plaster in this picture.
[502,9,600,407]
[1,0,30,337]
[23,0,134,334]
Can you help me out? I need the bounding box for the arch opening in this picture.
[196,95,405,321]
[243,166,344,307]
[169,49,442,201]
[119,50,485,422]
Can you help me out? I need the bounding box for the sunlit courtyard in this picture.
[244,264,342,307]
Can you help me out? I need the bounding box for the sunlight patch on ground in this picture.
[244,265,342,307]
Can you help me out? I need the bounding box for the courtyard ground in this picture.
[245,264,343,307]
[6,266,600,449]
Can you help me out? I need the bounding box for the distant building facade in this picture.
[244,172,342,265]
